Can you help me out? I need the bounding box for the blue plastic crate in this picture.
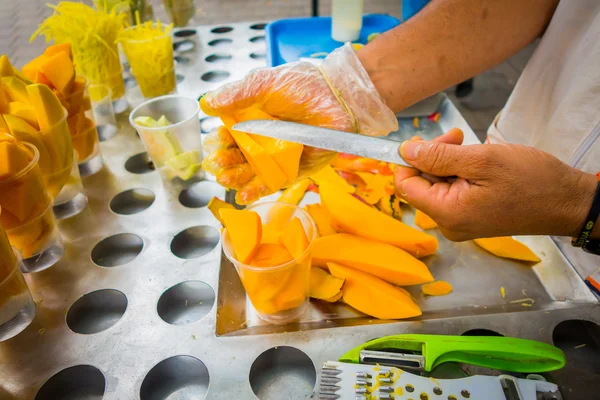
[266,14,400,66]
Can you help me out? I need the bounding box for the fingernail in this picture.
[400,141,422,160]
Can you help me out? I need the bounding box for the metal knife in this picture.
[232,119,409,166]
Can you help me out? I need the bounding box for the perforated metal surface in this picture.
[0,20,598,400]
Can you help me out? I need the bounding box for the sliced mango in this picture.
[280,217,309,259]
[310,165,355,193]
[249,243,293,267]
[274,259,310,311]
[2,76,30,104]
[377,194,402,220]
[421,280,453,296]
[278,178,311,205]
[310,267,344,300]
[7,102,39,129]
[320,182,438,258]
[415,210,437,230]
[328,262,422,320]
[356,173,389,204]
[220,209,262,263]
[324,291,342,302]
[44,43,72,59]
[3,114,38,136]
[312,233,433,286]
[39,52,75,96]
[207,197,235,225]
[304,204,337,236]
[0,140,33,180]
[26,83,65,131]
[474,237,541,263]
[262,180,311,243]
[0,55,15,78]
[22,54,49,81]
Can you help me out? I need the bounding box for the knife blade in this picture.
[232,120,409,166]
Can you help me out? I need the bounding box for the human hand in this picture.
[200,44,398,204]
[394,130,598,241]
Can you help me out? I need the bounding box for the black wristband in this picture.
[572,180,600,248]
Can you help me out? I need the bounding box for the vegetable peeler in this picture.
[339,334,566,373]
[317,334,566,400]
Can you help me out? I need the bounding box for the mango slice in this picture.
[312,233,433,286]
[377,194,403,220]
[22,54,49,81]
[249,243,292,267]
[328,262,422,320]
[7,102,39,129]
[2,76,31,104]
[310,267,344,300]
[421,280,453,296]
[319,182,438,257]
[40,52,75,97]
[310,165,355,193]
[0,140,32,180]
[44,43,72,58]
[0,55,16,78]
[262,180,311,243]
[280,217,309,259]
[220,209,262,263]
[207,197,235,225]
[415,210,437,230]
[278,178,311,205]
[304,204,337,237]
[356,173,389,204]
[26,83,65,131]
[474,237,541,263]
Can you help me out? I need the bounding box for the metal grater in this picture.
[318,362,563,400]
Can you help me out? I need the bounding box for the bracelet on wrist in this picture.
[572,175,600,255]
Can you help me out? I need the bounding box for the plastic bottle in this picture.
[331,0,364,42]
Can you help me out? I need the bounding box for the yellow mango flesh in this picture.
[312,233,433,286]
[415,209,438,230]
[26,83,65,131]
[356,173,389,204]
[421,280,453,296]
[310,165,355,193]
[304,204,337,236]
[319,182,438,257]
[7,102,39,129]
[310,267,344,300]
[2,76,31,104]
[280,217,309,259]
[44,43,72,58]
[0,55,15,78]
[0,140,32,180]
[220,209,262,263]
[262,180,310,243]
[40,52,75,96]
[207,196,235,225]
[328,262,422,320]
[22,54,49,81]
[474,237,541,263]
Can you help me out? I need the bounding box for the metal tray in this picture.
[1,21,599,400]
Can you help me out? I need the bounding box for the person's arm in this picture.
[358,0,559,112]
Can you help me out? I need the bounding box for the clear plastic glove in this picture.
[200,43,398,204]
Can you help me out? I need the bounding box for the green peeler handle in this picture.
[339,334,565,373]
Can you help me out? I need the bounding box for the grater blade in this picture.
[317,362,563,400]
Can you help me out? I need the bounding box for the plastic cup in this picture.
[222,202,317,325]
[120,25,177,99]
[87,69,127,114]
[89,84,118,142]
[0,226,36,342]
[52,151,88,220]
[129,95,204,186]
[0,144,64,273]
[66,77,103,176]
[163,0,196,27]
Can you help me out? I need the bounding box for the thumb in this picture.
[400,136,476,177]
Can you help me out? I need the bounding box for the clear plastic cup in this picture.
[52,151,88,220]
[129,95,204,186]
[65,76,104,177]
[0,225,36,342]
[0,144,64,273]
[222,202,317,324]
[163,0,196,27]
[89,84,118,142]
[88,69,127,114]
[120,25,177,99]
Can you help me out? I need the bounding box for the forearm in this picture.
[357,0,558,112]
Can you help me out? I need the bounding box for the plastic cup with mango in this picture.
[0,217,36,342]
[0,139,64,271]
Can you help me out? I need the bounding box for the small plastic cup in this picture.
[129,95,204,186]
[52,152,88,220]
[89,84,118,142]
[87,68,127,114]
[0,226,36,342]
[222,202,317,324]
[120,24,177,99]
[163,0,196,27]
[0,144,64,273]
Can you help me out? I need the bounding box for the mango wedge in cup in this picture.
[219,202,316,324]
[0,136,63,272]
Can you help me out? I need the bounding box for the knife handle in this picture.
[339,334,565,373]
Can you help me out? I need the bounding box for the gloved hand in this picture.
[200,43,398,204]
